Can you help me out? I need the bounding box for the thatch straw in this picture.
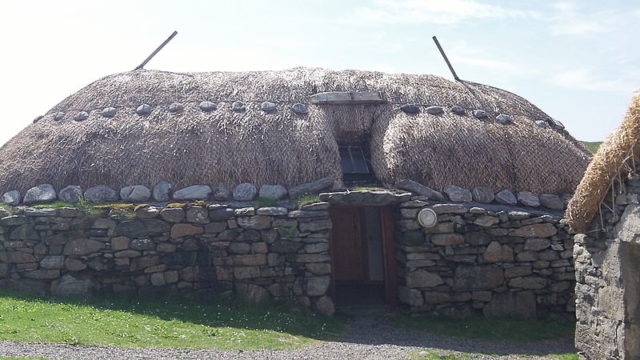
[566,92,640,233]
[0,67,590,194]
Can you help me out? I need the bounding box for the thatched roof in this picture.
[0,67,590,195]
[566,92,640,233]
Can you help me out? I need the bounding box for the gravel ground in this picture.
[0,313,575,360]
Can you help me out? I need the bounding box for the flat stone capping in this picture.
[427,201,564,218]
[309,91,386,105]
[318,190,411,206]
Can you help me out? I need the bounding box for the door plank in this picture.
[330,206,366,281]
[381,206,398,306]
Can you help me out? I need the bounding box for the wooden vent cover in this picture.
[309,91,386,105]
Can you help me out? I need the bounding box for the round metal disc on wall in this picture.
[418,208,438,228]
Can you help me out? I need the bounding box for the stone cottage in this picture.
[566,91,640,359]
[0,68,590,317]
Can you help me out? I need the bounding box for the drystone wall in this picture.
[573,177,640,360]
[0,203,335,315]
[0,175,577,319]
[395,198,574,318]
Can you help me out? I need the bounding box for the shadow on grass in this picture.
[331,310,576,358]
[0,289,344,349]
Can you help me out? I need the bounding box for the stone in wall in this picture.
[23,184,56,204]
[59,186,82,203]
[2,190,20,205]
[85,185,118,203]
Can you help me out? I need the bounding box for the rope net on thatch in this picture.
[0,68,590,195]
[566,92,640,233]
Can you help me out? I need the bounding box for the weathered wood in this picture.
[432,35,460,81]
[381,206,398,306]
[330,206,366,282]
[310,91,386,105]
[134,31,178,71]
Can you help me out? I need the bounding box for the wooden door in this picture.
[330,206,367,281]
[381,206,398,306]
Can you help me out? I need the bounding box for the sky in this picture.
[0,0,638,145]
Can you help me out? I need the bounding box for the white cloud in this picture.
[444,42,529,77]
[553,2,577,12]
[548,3,617,36]
[353,0,538,24]
[550,19,606,35]
[454,56,521,74]
[551,67,638,93]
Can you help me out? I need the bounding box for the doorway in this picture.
[621,241,640,358]
[329,206,397,307]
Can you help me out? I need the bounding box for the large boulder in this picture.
[288,177,334,199]
[84,185,118,203]
[495,189,517,205]
[152,181,172,202]
[120,185,151,202]
[172,185,212,200]
[517,191,540,207]
[259,184,287,200]
[233,183,258,201]
[1,190,20,205]
[539,193,564,210]
[58,185,83,203]
[472,186,495,203]
[213,183,232,201]
[395,179,444,200]
[443,185,472,202]
[23,184,56,204]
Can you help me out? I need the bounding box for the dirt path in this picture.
[0,313,575,359]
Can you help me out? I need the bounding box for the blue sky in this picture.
[0,0,638,144]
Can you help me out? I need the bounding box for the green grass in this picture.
[409,350,578,360]
[253,197,278,208]
[551,355,579,360]
[0,203,13,216]
[32,201,76,209]
[295,194,320,207]
[31,198,102,217]
[0,290,344,350]
[396,314,575,343]
[409,350,470,360]
[580,141,602,154]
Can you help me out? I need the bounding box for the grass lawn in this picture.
[0,290,343,350]
[396,313,575,343]
[397,314,577,359]
[408,350,579,360]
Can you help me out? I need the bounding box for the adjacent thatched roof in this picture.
[0,67,590,195]
[566,92,640,233]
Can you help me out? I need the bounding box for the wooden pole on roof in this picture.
[134,31,178,71]
[432,36,460,81]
